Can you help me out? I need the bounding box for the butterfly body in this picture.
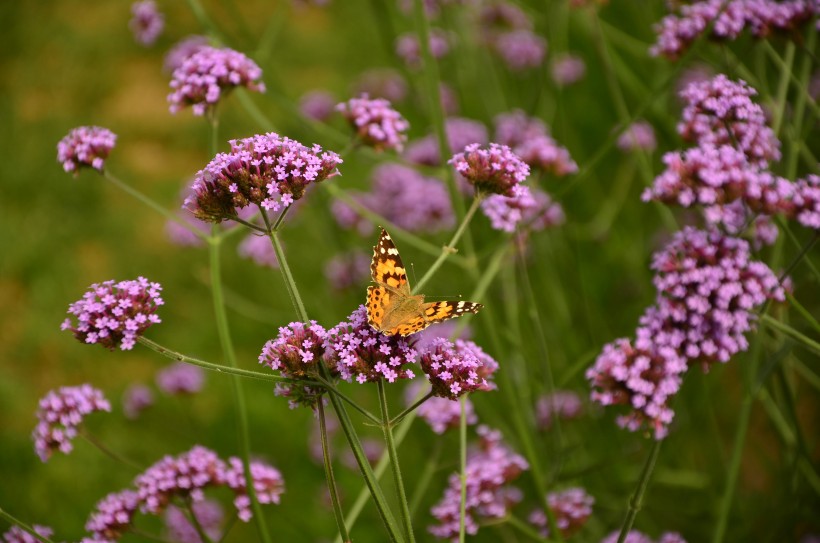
[366,228,483,336]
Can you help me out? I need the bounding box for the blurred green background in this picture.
[1,1,818,542]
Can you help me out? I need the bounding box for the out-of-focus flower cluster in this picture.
[325,250,371,291]
[404,117,488,166]
[602,530,688,543]
[477,3,546,71]
[618,121,657,153]
[395,30,450,68]
[129,0,164,46]
[164,500,224,543]
[2,525,54,543]
[62,277,163,351]
[406,381,478,434]
[536,390,583,429]
[481,185,565,233]
[494,110,578,176]
[528,487,594,539]
[32,385,111,462]
[336,95,409,152]
[163,35,209,73]
[57,126,117,175]
[156,362,205,395]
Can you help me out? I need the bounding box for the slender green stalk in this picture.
[79,429,143,470]
[784,28,818,178]
[236,89,278,132]
[761,40,820,121]
[791,357,820,392]
[208,108,220,156]
[458,395,468,543]
[378,380,416,543]
[390,390,434,426]
[506,514,552,542]
[408,440,442,517]
[761,315,820,355]
[770,41,795,137]
[616,439,663,543]
[0,508,55,543]
[318,400,351,542]
[208,232,272,543]
[268,230,309,321]
[412,194,484,293]
[185,0,227,44]
[313,374,381,425]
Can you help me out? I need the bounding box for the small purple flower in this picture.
[494,30,547,71]
[57,126,117,175]
[481,185,564,233]
[406,381,478,434]
[165,500,224,543]
[618,121,657,153]
[792,174,820,231]
[494,111,577,175]
[395,30,450,68]
[353,69,408,103]
[168,46,265,116]
[299,90,337,122]
[336,95,410,152]
[86,490,140,541]
[122,383,154,419]
[33,384,111,462]
[430,426,528,540]
[156,362,205,395]
[238,233,280,269]
[136,446,227,513]
[2,525,54,543]
[324,306,417,384]
[449,142,530,196]
[61,277,163,351]
[478,3,532,37]
[164,35,209,73]
[166,212,210,247]
[418,338,498,399]
[602,530,687,543]
[129,0,164,46]
[186,132,342,222]
[494,110,548,148]
[325,250,371,291]
[551,53,586,86]
[536,390,583,429]
[529,487,594,538]
[404,117,488,166]
[413,320,472,351]
[224,457,285,522]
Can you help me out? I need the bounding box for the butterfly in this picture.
[366,228,483,336]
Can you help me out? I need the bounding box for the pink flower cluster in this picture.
[481,185,565,233]
[186,132,342,222]
[32,384,111,462]
[353,69,408,103]
[652,0,818,60]
[602,530,687,543]
[57,126,117,175]
[86,446,283,540]
[494,110,577,176]
[551,53,586,86]
[168,46,265,116]
[238,233,280,269]
[61,277,163,351]
[2,525,54,543]
[429,426,528,540]
[336,95,410,152]
[528,487,594,538]
[404,117,488,166]
[156,362,205,395]
[122,384,153,420]
[536,390,583,429]
[618,121,657,153]
[395,30,450,68]
[164,500,223,543]
[129,0,164,46]
[324,250,371,291]
[449,143,530,196]
[163,35,209,73]
[413,392,477,434]
[494,30,547,71]
[299,90,337,121]
[419,337,498,399]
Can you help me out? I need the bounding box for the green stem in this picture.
[458,395,468,543]
[318,400,350,542]
[412,194,484,294]
[208,232,272,543]
[313,374,381,425]
[390,391,434,426]
[378,380,416,543]
[616,439,663,543]
[0,508,55,543]
[762,40,820,122]
[186,0,227,44]
[506,514,552,542]
[760,315,820,356]
[771,41,795,137]
[785,291,820,335]
[79,429,143,471]
[784,27,816,179]
[208,109,220,156]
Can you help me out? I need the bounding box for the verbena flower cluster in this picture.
[163,35,209,73]
[324,250,371,291]
[185,132,342,222]
[493,30,547,71]
[536,390,583,429]
[407,383,478,434]
[122,384,154,420]
[494,110,577,176]
[449,142,530,196]
[238,233,280,269]
[168,46,265,116]
[2,525,54,543]
[299,90,337,121]
[32,384,111,462]
[62,277,163,351]
[164,500,224,543]
[528,487,594,539]
[86,446,284,540]
[395,30,450,68]
[419,338,498,399]
[551,53,586,86]
[618,121,657,153]
[602,530,688,543]
[481,185,565,233]
[429,426,529,540]
[156,362,205,395]
[57,126,117,175]
[331,163,454,234]
[651,0,818,60]
[129,0,164,46]
[336,95,410,152]
[353,68,408,103]
[404,117,488,166]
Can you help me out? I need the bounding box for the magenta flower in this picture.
[165,212,210,247]
[430,426,528,540]
[129,0,164,46]
[299,90,337,122]
[404,117,488,166]
[336,95,410,152]
[86,490,140,542]
[32,384,111,462]
[395,29,450,68]
[494,110,548,148]
[449,143,530,196]
[529,487,594,538]
[353,69,408,103]
[481,185,565,233]
[602,530,687,543]
[324,306,417,384]
[186,132,342,222]
[536,390,583,429]
[163,35,209,73]
[238,233,280,269]
[494,30,547,71]
[122,384,154,420]
[325,250,371,291]
[57,126,117,175]
[2,525,54,543]
[552,53,586,86]
[618,121,657,153]
[494,110,577,175]
[792,174,820,231]
[406,382,478,434]
[168,46,265,116]
[165,500,223,543]
[137,446,226,513]
[156,362,205,395]
[478,3,532,37]
[224,457,285,522]
[61,277,163,351]
[418,338,498,400]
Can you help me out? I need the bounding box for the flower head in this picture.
[536,390,583,429]
[449,143,530,196]
[299,90,337,122]
[156,363,205,395]
[57,126,117,175]
[61,277,163,351]
[551,54,586,86]
[481,185,564,233]
[404,117,488,166]
[186,132,342,222]
[33,384,111,462]
[324,306,417,384]
[129,0,164,46]
[122,384,154,419]
[419,338,498,399]
[396,30,450,68]
[86,490,140,541]
[493,111,577,175]
[792,174,820,231]
[238,233,280,269]
[168,46,265,116]
[336,95,410,152]
[165,500,224,543]
[136,446,227,513]
[602,530,687,543]
[529,487,594,538]
[353,69,408,103]
[2,525,54,543]
[164,35,209,73]
[325,250,371,291]
[224,457,286,522]
[494,30,547,71]
[618,121,657,153]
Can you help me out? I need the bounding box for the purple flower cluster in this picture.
[449,143,530,196]
[529,487,594,538]
[168,46,265,116]
[186,132,342,222]
[129,0,164,46]
[238,233,280,269]
[122,384,154,419]
[395,30,450,68]
[404,117,488,166]
[793,174,820,230]
[86,490,140,541]
[61,277,163,351]
[2,525,54,543]
[353,69,408,103]
[407,382,478,434]
[481,185,565,233]
[536,390,583,429]
[224,457,286,521]
[494,30,547,71]
[419,338,498,399]
[163,35,209,73]
[156,362,205,395]
[651,0,818,60]
[57,126,117,175]
[429,426,528,540]
[602,530,687,543]
[325,306,418,383]
[299,90,337,122]
[336,95,410,152]
[32,384,111,462]
[494,110,577,176]
[259,321,330,409]
[478,3,532,38]
[551,53,586,86]
[165,500,223,543]
[325,250,371,291]
[618,121,657,153]
[331,163,454,234]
